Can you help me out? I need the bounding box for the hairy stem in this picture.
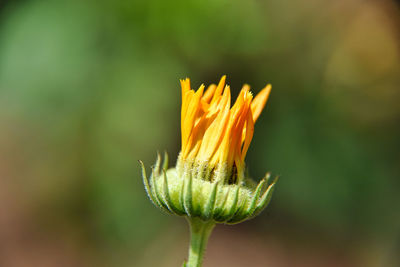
[185,217,216,267]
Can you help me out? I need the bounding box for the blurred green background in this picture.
[0,0,399,266]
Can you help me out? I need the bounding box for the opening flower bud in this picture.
[141,76,277,224]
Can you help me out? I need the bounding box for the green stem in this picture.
[185,217,216,267]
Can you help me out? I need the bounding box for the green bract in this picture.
[140,153,277,224]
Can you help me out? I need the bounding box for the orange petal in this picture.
[202,84,216,103]
[251,84,271,122]
[241,109,254,161]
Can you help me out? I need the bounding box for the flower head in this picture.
[141,76,277,224]
[178,76,271,184]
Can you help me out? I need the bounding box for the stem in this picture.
[185,217,216,267]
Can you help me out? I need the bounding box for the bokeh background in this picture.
[0,0,399,266]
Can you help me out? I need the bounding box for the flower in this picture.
[178,75,271,185]
[140,76,277,224]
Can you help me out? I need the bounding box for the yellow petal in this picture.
[181,85,204,156]
[179,76,271,179]
[198,86,231,160]
[210,75,226,104]
[181,89,193,149]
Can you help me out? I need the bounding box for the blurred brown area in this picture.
[0,0,399,266]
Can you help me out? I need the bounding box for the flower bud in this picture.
[141,76,277,224]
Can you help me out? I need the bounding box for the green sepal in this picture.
[139,160,158,207]
[212,185,231,221]
[162,151,169,171]
[151,167,171,213]
[163,169,185,216]
[203,181,218,220]
[140,154,278,225]
[252,176,279,217]
[183,172,193,217]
